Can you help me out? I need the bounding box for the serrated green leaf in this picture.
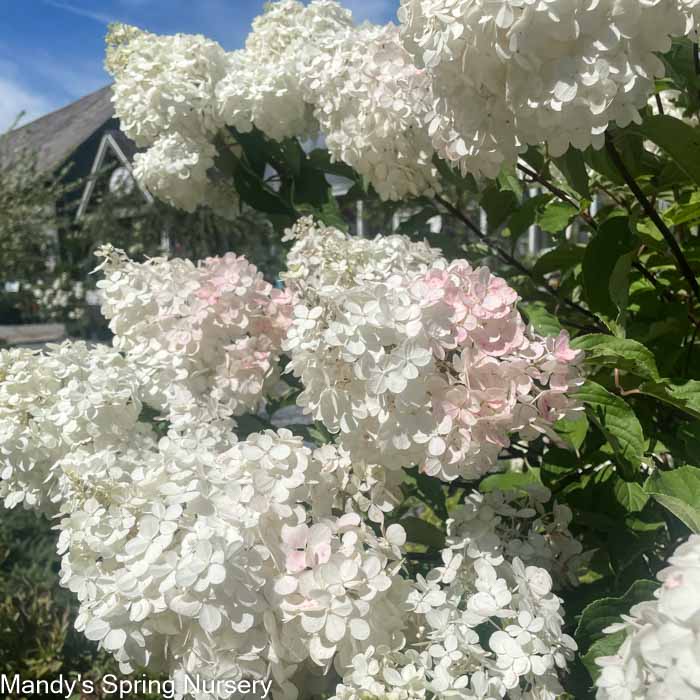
[571,335,661,382]
[479,469,541,494]
[639,380,700,420]
[554,414,589,451]
[532,242,586,277]
[575,579,658,655]
[645,465,700,532]
[576,381,645,478]
[613,480,648,512]
[520,302,562,337]
[497,167,523,202]
[632,114,700,187]
[582,631,626,683]
[537,200,578,233]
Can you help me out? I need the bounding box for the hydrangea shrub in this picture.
[2,1,700,698]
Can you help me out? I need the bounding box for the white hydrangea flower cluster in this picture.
[595,533,700,700]
[300,21,440,200]
[0,342,144,512]
[217,0,354,142]
[105,24,239,215]
[284,222,584,481]
[110,1,441,203]
[398,0,700,178]
[281,216,442,300]
[94,245,294,425]
[57,425,409,699]
[332,486,583,699]
[107,0,700,206]
[105,25,227,146]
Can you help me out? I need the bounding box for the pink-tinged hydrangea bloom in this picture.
[95,246,293,426]
[284,221,584,481]
[55,426,408,698]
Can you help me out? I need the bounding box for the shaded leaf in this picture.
[537,200,578,233]
[645,465,700,532]
[582,216,636,323]
[572,335,661,381]
[400,517,446,549]
[576,381,645,478]
[633,114,700,187]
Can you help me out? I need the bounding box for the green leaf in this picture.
[399,517,446,548]
[480,185,518,229]
[532,242,586,277]
[554,147,590,198]
[537,200,578,233]
[613,480,649,512]
[576,381,645,478]
[307,149,357,181]
[639,380,700,420]
[576,578,657,656]
[582,631,627,683]
[554,414,589,451]
[645,465,700,532]
[497,167,523,202]
[582,216,636,325]
[571,335,661,382]
[663,195,700,227]
[504,193,550,244]
[632,114,700,187]
[520,302,562,337]
[479,469,541,494]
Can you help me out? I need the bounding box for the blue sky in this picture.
[0,0,399,131]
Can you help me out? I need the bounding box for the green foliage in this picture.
[576,580,658,683]
[645,465,700,532]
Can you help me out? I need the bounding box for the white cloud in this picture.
[0,77,56,133]
[342,0,397,23]
[43,0,118,25]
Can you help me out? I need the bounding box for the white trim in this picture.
[75,133,153,221]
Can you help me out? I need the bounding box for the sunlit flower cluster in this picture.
[0,342,144,512]
[282,216,442,301]
[301,21,440,200]
[107,0,700,206]
[596,534,700,700]
[94,245,293,426]
[105,24,239,214]
[57,426,409,698]
[333,486,583,699]
[398,0,700,177]
[284,223,584,481]
[217,0,353,142]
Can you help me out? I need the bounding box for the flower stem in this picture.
[604,134,700,303]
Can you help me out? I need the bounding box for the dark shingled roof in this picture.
[0,85,116,172]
